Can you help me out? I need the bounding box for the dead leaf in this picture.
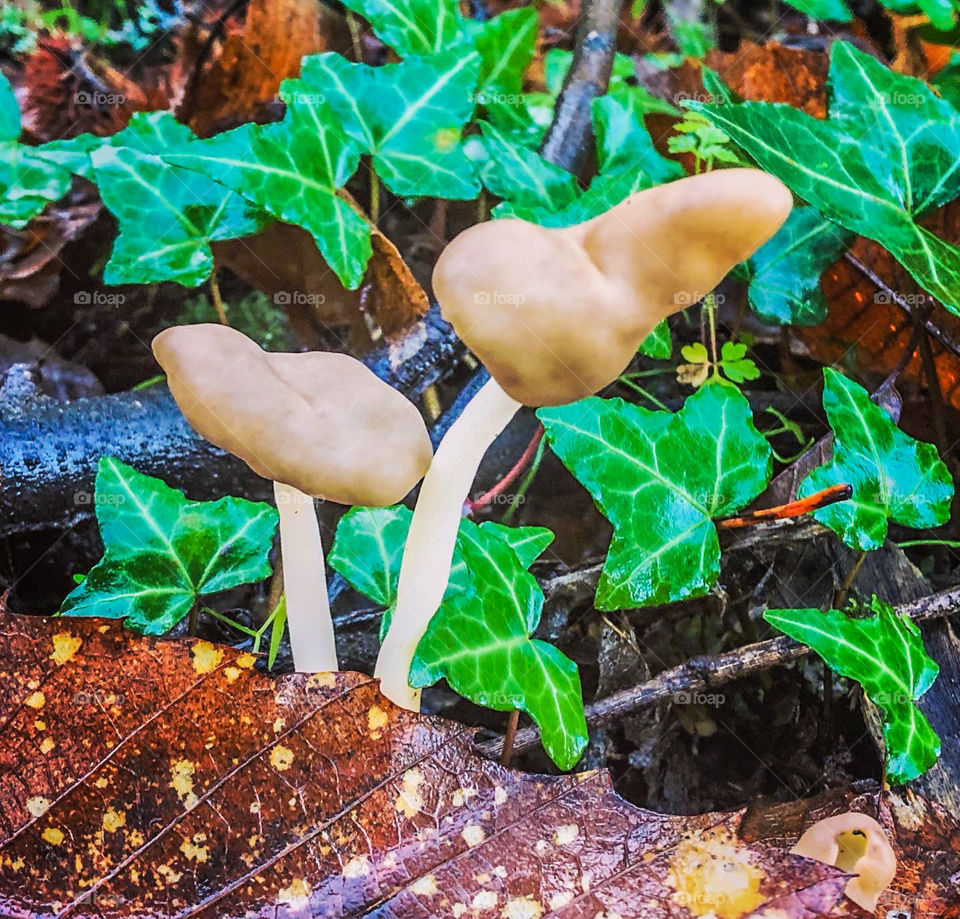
[181,0,349,136]
[741,786,960,918]
[0,185,101,308]
[0,612,854,917]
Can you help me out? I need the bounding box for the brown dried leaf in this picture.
[0,613,852,918]
[742,786,960,918]
[704,42,960,411]
[181,0,349,136]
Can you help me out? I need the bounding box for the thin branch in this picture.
[477,583,960,761]
[467,425,544,513]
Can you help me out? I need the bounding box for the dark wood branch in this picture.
[538,0,625,174]
[477,583,960,761]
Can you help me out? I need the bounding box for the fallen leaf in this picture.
[0,612,854,917]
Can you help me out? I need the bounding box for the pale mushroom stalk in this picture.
[375,377,521,708]
[376,169,794,711]
[273,481,338,672]
[152,325,432,676]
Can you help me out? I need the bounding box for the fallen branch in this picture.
[477,582,960,761]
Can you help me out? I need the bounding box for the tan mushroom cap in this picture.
[433,168,793,406]
[791,812,897,911]
[153,324,432,506]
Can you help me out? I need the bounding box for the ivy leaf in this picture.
[0,72,78,228]
[59,457,278,635]
[490,87,682,226]
[932,51,960,109]
[468,8,538,98]
[744,206,853,326]
[664,0,716,57]
[539,383,772,609]
[639,320,673,358]
[411,520,587,770]
[800,368,953,551]
[783,0,852,20]
[163,89,369,289]
[764,598,940,784]
[90,112,267,287]
[689,42,960,313]
[329,507,584,769]
[302,50,481,199]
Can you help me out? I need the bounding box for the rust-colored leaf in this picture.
[742,786,960,918]
[0,613,854,918]
[703,41,960,410]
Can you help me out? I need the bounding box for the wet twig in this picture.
[478,583,960,761]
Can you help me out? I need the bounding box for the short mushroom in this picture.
[375,168,792,709]
[152,323,432,673]
[791,812,897,911]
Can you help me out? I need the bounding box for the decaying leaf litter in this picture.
[1,0,960,915]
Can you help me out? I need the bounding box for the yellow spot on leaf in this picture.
[343,855,370,879]
[461,824,486,847]
[191,641,223,674]
[502,896,542,919]
[50,632,82,665]
[235,652,257,669]
[40,738,55,754]
[223,666,242,683]
[180,832,209,862]
[270,745,295,771]
[452,787,477,807]
[170,759,198,809]
[273,717,285,733]
[102,808,126,833]
[157,864,182,885]
[472,891,498,910]
[42,827,64,845]
[669,826,766,919]
[34,719,46,731]
[494,786,507,805]
[250,801,261,814]
[25,691,45,709]
[395,767,424,817]
[27,796,51,818]
[553,824,579,845]
[278,878,311,907]
[94,777,109,789]
[367,705,388,738]
[410,875,438,897]
[306,671,336,688]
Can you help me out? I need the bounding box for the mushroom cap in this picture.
[153,324,432,506]
[433,169,792,406]
[791,812,897,911]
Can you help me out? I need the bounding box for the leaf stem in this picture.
[467,425,544,514]
[502,437,546,525]
[500,709,519,766]
[834,550,868,608]
[369,170,380,226]
[705,293,719,374]
[208,269,228,325]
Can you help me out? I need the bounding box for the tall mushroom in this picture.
[375,168,793,709]
[152,324,432,673]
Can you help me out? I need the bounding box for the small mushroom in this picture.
[375,168,792,709]
[791,812,897,911]
[152,324,432,673]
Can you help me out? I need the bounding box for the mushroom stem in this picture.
[375,377,522,709]
[273,481,338,672]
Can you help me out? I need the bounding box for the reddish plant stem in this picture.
[718,483,852,530]
[467,424,544,514]
[500,710,519,767]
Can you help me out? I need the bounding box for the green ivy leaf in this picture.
[491,87,683,225]
[800,368,953,551]
[329,506,584,769]
[468,8,538,99]
[59,457,278,635]
[90,112,267,287]
[0,72,20,141]
[302,50,481,199]
[764,598,940,784]
[689,42,960,312]
[744,207,853,326]
[932,50,960,110]
[664,0,716,57]
[539,383,772,609]
[783,0,852,20]
[163,89,369,289]
[411,520,587,770]
[339,0,462,56]
[639,320,673,358]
